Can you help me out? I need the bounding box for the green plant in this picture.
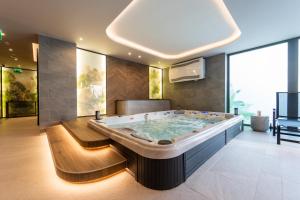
[230,86,254,123]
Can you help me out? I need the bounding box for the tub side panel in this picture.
[225,121,243,143]
[110,140,138,176]
[137,155,184,190]
[184,131,226,178]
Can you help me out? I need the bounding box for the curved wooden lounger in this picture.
[46,125,126,182]
[62,118,110,148]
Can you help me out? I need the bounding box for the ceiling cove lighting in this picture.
[106,0,241,60]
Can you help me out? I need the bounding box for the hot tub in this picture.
[88,110,243,190]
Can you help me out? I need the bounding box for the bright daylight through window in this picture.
[229,43,288,124]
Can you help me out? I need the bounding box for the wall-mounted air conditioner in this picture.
[169,58,205,83]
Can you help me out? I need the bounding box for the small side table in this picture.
[251,116,269,132]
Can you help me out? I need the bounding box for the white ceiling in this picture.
[0,0,300,68]
[106,0,240,59]
[0,21,37,69]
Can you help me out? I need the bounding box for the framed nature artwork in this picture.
[2,67,37,117]
[77,49,106,116]
[149,67,162,99]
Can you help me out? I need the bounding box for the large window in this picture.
[229,43,288,124]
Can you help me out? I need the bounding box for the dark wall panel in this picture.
[106,56,149,115]
[163,54,226,112]
[38,35,77,126]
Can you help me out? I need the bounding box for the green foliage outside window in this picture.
[229,86,254,124]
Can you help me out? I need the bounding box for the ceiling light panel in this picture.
[106,0,241,59]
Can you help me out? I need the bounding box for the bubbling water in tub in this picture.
[109,114,224,142]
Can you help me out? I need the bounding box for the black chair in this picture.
[273,92,300,144]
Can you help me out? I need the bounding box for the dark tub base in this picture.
[185,131,226,178]
[111,121,243,190]
[137,155,185,190]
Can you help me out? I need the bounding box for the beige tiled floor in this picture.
[1,117,300,200]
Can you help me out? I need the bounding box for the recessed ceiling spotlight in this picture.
[106,0,241,59]
[17,64,21,67]
[79,37,83,41]
[8,48,13,52]
[14,58,18,61]
[138,55,141,59]
[128,52,132,56]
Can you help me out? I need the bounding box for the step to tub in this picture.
[46,125,127,182]
[62,117,110,148]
